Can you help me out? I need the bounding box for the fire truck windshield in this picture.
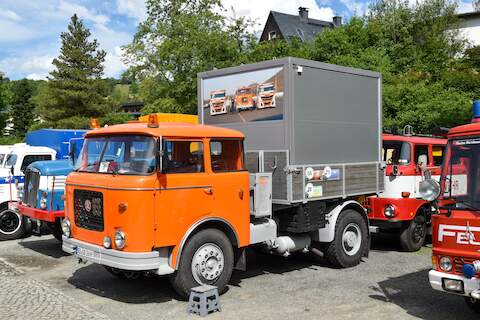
[75,135,156,175]
[383,141,411,165]
[441,138,480,211]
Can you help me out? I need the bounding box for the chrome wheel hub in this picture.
[342,223,361,256]
[191,243,224,284]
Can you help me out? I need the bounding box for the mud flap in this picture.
[234,247,246,271]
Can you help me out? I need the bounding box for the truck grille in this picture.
[74,189,104,231]
[453,257,477,275]
[23,169,40,207]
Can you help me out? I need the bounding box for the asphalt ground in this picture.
[0,234,478,320]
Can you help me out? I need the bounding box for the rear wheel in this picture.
[325,209,368,268]
[400,215,426,252]
[465,297,480,313]
[169,229,234,299]
[0,206,25,241]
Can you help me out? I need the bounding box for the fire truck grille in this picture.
[453,257,476,275]
[74,189,104,231]
[23,169,40,207]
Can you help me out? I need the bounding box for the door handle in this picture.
[203,187,213,195]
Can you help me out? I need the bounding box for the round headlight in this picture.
[419,179,440,201]
[61,219,71,238]
[114,230,126,249]
[384,204,396,218]
[40,197,47,209]
[103,236,111,249]
[439,256,452,272]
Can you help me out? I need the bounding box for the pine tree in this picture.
[10,79,37,137]
[34,14,109,127]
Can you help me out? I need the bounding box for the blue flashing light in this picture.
[462,263,477,279]
[473,100,480,120]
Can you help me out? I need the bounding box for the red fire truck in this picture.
[420,100,480,313]
[367,133,446,251]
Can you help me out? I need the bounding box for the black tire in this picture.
[465,297,480,313]
[0,206,25,241]
[169,228,234,299]
[325,209,368,268]
[399,214,426,252]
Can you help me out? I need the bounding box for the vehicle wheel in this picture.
[51,219,63,242]
[325,209,368,268]
[0,207,25,241]
[399,214,426,252]
[465,297,480,313]
[169,229,234,299]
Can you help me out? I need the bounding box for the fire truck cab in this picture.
[367,133,446,251]
[420,101,480,313]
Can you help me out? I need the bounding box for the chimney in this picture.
[333,16,342,27]
[298,7,309,22]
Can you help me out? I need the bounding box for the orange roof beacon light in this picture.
[90,118,100,129]
[147,114,159,128]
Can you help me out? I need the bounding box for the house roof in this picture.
[268,11,333,41]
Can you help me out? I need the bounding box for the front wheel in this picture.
[0,208,25,241]
[325,209,368,268]
[399,215,426,252]
[169,229,234,299]
[465,297,480,313]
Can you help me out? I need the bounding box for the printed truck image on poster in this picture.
[201,66,284,124]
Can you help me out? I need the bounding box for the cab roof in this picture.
[447,122,480,138]
[85,122,244,139]
[383,134,446,145]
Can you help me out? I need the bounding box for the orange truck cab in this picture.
[367,133,446,251]
[234,86,255,111]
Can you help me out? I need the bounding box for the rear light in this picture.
[401,192,410,198]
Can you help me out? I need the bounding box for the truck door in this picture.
[206,139,249,246]
[154,138,214,248]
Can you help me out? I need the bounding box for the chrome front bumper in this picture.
[62,237,174,275]
[429,269,480,297]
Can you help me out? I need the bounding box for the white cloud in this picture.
[0,20,36,42]
[0,9,21,21]
[104,46,126,78]
[117,0,147,22]
[58,0,110,31]
[221,0,336,30]
[0,54,54,80]
[338,0,369,16]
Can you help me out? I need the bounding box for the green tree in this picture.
[10,79,38,137]
[123,0,255,114]
[34,14,109,128]
[0,73,9,134]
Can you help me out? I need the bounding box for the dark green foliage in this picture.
[34,14,110,125]
[0,73,10,133]
[9,79,38,136]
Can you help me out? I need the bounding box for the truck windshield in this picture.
[5,154,17,168]
[441,138,480,210]
[260,85,274,92]
[237,88,251,94]
[75,135,156,175]
[212,92,225,98]
[0,154,5,166]
[383,141,411,165]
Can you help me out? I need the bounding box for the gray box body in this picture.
[198,57,383,204]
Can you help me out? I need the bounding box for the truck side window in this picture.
[414,145,429,166]
[210,140,245,172]
[163,140,204,173]
[432,145,445,166]
[21,154,53,173]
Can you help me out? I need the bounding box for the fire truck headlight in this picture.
[442,279,464,293]
[384,204,396,218]
[62,219,71,238]
[40,197,47,209]
[114,230,126,249]
[419,179,440,201]
[439,256,453,272]
[103,236,111,249]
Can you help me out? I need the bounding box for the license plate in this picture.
[8,202,17,210]
[76,247,96,259]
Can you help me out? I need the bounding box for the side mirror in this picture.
[417,154,428,172]
[419,179,440,201]
[156,138,163,172]
[69,141,77,165]
[10,166,14,176]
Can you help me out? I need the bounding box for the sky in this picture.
[0,0,476,80]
